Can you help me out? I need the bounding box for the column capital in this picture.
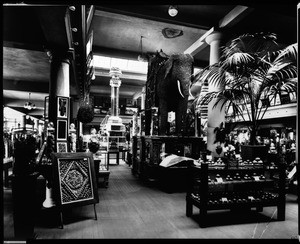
[110,77,122,88]
[47,49,72,65]
[205,32,223,45]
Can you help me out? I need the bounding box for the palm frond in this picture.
[223,33,279,59]
[274,43,297,63]
[222,53,255,71]
[267,63,297,81]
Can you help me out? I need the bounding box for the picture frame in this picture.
[125,107,138,115]
[51,152,99,207]
[57,142,68,153]
[57,120,68,141]
[57,96,69,118]
[44,96,49,119]
[126,98,133,106]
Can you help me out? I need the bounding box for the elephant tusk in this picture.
[177,80,184,98]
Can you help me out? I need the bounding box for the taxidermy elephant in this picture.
[155,53,194,135]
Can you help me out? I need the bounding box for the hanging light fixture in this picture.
[24,92,36,110]
[168,5,178,17]
[137,36,148,62]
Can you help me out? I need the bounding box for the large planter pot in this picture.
[240,145,268,161]
[11,172,39,239]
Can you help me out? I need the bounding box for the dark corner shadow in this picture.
[35,206,96,228]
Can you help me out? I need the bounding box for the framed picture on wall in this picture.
[44,96,49,119]
[51,152,99,207]
[126,98,133,106]
[57,142,68,153]
[57,96,69,118]
[57,120,67,141]
[125,107,138,115]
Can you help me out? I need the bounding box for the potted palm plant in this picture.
[194,32,297,160]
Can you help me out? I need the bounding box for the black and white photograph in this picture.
[57,120,68,141]
[57,96,69,118]
[2,2,299,242]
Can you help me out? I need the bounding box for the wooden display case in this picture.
[186,162,286,227]
[132,135,204,186]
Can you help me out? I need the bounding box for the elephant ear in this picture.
[163,57,174,80]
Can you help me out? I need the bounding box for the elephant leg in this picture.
[158,99,168,135]
[175,98,188,135]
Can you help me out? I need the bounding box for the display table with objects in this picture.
[186,161,286,227]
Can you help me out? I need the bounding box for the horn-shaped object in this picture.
[177,80,184,98]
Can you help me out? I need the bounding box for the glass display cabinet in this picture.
[186,161,286,227]
[93,151,110,188]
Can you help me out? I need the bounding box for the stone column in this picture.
[205,32,225,155]
[43,51,71,208]
[48,52,71,120]
[141,87,146,110]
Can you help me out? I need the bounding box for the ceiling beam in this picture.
[4,97,45,109]
[90,84,142,98]
[3,41,45,52]
[184,27,215,56]
[3,79,49,93]
[87,5,95,33]
[94,69,147,82]
[36,6,70,50]
[184,5,253,56]
[218,5,254,28]
[93,46,143,61]
[95,7,211,30]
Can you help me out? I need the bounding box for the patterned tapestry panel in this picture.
[58,158,94,204]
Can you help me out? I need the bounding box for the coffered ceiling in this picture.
[2,3,297,119]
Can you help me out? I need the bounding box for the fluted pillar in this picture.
[205,32,225,155]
